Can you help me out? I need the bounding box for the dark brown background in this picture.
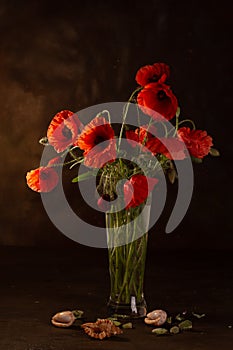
[0,1,233,349]
[0,0,232,251]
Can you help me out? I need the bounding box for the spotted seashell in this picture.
[81,319,123,340]
[51,310,76,328]
[144,309,167,326]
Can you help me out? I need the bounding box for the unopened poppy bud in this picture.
[97,195,112,212]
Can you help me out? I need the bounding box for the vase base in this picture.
[107,297,147,319]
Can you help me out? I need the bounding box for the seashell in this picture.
[51,310,76,328]
[144,309,167,326]
[144,317,159,325]
[81,319,123,340]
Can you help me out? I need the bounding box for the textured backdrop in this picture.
[0,0,232,249]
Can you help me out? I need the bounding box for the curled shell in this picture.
[81,319,123,340]
[51,310,76,328]
[144,317,159,325]
[144,309,167,326]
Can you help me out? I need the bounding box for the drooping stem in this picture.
[178,118,196,130]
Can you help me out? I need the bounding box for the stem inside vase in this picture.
[106,201,151,318]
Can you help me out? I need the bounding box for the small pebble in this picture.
[170,326,180,334]
[122,322,133,329]
[152,328,168,335]
[179,320,192,330]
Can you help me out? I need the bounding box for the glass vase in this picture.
[106,200,151,319]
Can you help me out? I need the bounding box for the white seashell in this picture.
[51,310,76,328]
[144,317,160,325]
[145,309,167,326]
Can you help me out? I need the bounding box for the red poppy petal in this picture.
[47,110,83,152]
[126,130,139,147]
[123,180,134,209]
[147,177,159,192]
[124,175,158,209]
[97,196,112,212]
[47,156,62,167]
[76,116,115,152]
[137,82,178,121]
[178,127,213,159]
[159,138,187,160]
[83,139,116,168]
[26,167,59,193]
[135,63,170,86]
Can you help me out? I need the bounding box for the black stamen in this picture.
[157,90,167,100]
[62,126,72,140]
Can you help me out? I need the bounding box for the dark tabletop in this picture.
[0,245,232,350]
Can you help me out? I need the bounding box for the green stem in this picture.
[118,87,142,152]
[178,118,196,130]
[128,233,147,300]
[96,109,112,124]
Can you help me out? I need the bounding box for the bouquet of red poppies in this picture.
[26,62,219,211]
[26,63,220,318]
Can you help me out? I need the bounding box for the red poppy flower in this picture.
[47,110,83,153]
[76,116,116,168]
[137,82,178,121]
[177,127,213,159]
[147,137,187,160]
[126,125,157,151]
[124,174,159,209]
[26,166,59,192]
[135,62,170,86]
[47,156,62,167]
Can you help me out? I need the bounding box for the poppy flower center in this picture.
[40,171,49,180]
[94,135,108,146]
[157,90,167,100]
[62,126,72,140]
[150,74,159,82]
